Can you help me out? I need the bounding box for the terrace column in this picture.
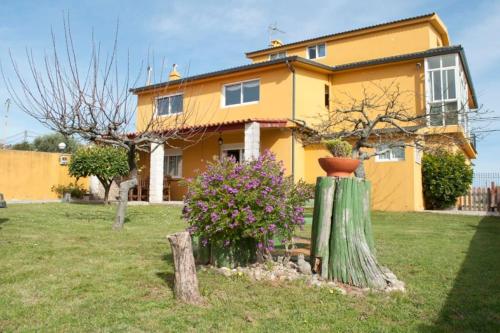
[149,143,164,203]
[244,121,260,161]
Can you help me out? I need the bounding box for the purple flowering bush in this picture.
[183,150,312,255]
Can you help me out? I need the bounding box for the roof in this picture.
[129,56,330,94]
[245,13,436,57]
[331,45,478,108]
[131,46,477,108]
[128,118,290,138]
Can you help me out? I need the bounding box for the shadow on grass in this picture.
[156,253,175,290]
[422,216,500,332]
[0,218,8,230]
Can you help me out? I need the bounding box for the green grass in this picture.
[0,204,498,332]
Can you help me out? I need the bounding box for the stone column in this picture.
[244,121,260,161]
[149,143,165,203]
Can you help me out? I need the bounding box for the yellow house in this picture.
[131,13,477,211]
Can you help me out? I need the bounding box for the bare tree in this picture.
[3,17,204,229]
[298,81,477,178]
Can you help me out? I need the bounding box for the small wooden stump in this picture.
[167,231,203,305]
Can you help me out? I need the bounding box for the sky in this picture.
[0,0,499,172]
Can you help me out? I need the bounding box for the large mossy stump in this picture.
[194,237,257,268]
[311,177,388,289]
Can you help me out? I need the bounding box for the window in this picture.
[425,54,461,126]
[164,149,182,178]
[375,145,405,162]
[156,94,183,116]
[307,43,326,59]
[269,52,286,60]
[324,85,330,109]
[223,79,260,107]
[221,144,244,162]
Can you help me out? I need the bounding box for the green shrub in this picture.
[51,183,87,199]
[422,150,473,209]
[69,146,129,204]
[325,139,352,157]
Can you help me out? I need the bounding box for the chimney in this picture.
[269,39,283,48]
[169,64,181,81]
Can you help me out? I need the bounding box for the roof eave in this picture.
[245,13,436,58]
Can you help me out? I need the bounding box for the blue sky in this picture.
[0,0,499,171]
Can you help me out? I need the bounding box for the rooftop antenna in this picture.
[146,65,152,85]
[268,22,285,46]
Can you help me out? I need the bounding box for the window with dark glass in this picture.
[224,80,260,106]
[307,43,326,59]
[156,94,183,116]
[324,84,330,109]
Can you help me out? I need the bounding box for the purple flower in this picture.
[268,224,276,232]
[201,238,208,247]
[257,242,264,249]
[211,212,220,222]
[264,205,274,213]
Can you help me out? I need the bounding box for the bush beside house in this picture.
[422,150,473,209]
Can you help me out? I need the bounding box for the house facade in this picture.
[131,13,477,211]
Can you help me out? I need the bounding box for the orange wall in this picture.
[136,66,293,132]
[250,22,444,66]
[331,60,426,121]
[0,150,87,201]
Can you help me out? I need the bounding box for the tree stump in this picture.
[311,177,389,289]
[167,231,203,305]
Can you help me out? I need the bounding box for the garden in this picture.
[0,203,498,332]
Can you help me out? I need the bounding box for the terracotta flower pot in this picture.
[318,157,360,177]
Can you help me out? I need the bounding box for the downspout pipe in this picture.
[286,60,296,181]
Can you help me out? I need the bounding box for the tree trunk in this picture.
[311,177,389,289]
[354,160,366,179]
[112,177,136,230]
[167,231,203,305]
[103,183,111,205]
[112,144,137,230]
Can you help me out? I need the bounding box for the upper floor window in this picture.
[269,52,286,60]
[425,54,462,127]
[164,149,182,178]
[375,145,405,162]
[307,43,326,59]
[223,79,260,107]
[157,94,183,116]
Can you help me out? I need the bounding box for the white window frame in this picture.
[221,143,245,162]
[269,51,287,60]
[375,145,406,162]
[424,54,466,128]
[164,149,183,178]
[155,93,184,117]
[306,43,326,60]
[221,79,260,108]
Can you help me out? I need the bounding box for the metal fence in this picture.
[472,172,500,187]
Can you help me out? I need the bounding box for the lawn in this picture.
[0,204,498,332]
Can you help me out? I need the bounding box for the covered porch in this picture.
[131,119,292,203]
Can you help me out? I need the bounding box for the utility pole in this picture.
[1,99,11,148]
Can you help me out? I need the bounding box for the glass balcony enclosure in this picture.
[425,53,470,135]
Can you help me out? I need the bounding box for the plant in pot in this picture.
[318,139,360,177]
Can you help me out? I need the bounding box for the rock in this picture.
[219,267,232,277]
[297,254,312,275]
